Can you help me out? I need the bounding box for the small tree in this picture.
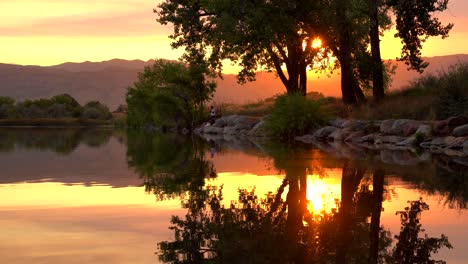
[126,59,215,130]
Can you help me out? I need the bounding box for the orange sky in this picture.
[0,0,467,72]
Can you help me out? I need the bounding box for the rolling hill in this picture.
[1,54,467,109]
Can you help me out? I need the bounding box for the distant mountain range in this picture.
[1,54,467,109]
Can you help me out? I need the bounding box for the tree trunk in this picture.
[336,162,365,263]
[369,0,385,102]
[336,0,358,105]
[368,169,385,264]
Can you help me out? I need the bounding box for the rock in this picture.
[329,128,353,141]
[223,126,237,135]
[392,120,421,136]
[447,115,468,127]
[247,120,267,137]
[295,134,315,143]
[380,120,395,134]
[374,135,406,145]
[434,115,468,136]
[452,124,468,137]
[213,118,227,128]
[344,131,366,142]
[329,118,347,128]
[415,124,432,137]
[343,120,367,131]
[203,126,224,134]
[396,136,416,146]
[355,133,381,143]
[313,126,338,139]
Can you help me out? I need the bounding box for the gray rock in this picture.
[355,133,381,143]
[415,124,432,137]
[396,137,416,146]
[343,120,367,131]
[374,135,406,145]
[222,126,235,135]
[213,118,227,128]
[295,134,315,143]
[344,131,366,142]
[247,120,267,137]
[389,119,421,136]
[452,124,468,137]
[329,128,353,141]
[380,120,395,134]
[313,126,338,139]
[329,118,347,128]
[203,126,224,134]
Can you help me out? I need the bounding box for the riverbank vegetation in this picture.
[126,59,216,131]
[0,94,113,126]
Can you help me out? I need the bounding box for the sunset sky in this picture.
[1,0,467,72]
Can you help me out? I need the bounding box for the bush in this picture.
[265,94,333,139]
[82,101,112,120]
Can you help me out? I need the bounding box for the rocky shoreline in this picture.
[194,114,468,156]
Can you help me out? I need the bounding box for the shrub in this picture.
[265,94,333,139]
[0,96,15,119]
[81,101,112,120]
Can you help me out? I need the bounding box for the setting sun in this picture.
[311,38,322,49]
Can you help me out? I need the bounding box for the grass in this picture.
[350,63,468,120]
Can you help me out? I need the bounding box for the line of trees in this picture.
[156,0,453,105]
[0,94,112,120]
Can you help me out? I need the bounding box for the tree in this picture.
[126,59,215,130]
[0,96,15,119]
[156,0,329,96]
[368,0,453,102]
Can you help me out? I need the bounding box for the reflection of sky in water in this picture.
[0,131,467,263]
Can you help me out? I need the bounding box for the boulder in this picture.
[393,119,421,136]
[344,131,367,142]
[213,118,227,128]
[380,120,395,134]
[374,135,406,145]
[342,120,367,131]
[329,118,347,128]
[395,137,416,146]
[313,126,338,139]
[203,126,224,134]
[452,124,468,137]
[434,115,468,136]
[295,134,315,144]
[414,124,432,137]
[247,120,267,137]
[354,133,381,143]
[329,128,353,141]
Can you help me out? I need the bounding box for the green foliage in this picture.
[389,0,453,72]
[126,59,216,130]
[82,101,112,120]
[0,96,15,119]
[265,94,333,139]
[414,132,425,146]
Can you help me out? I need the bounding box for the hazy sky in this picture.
[0,0,467,70]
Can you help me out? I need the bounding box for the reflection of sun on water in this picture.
[306,174,341,215]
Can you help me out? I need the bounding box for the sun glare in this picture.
[311,38,322,49]
[306,175,341,214]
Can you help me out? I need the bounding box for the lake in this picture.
[0,128,466,263]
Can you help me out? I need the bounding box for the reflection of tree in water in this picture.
[156,142,452,264]
[384,198,453,264]
[0,128,112,154]
[126,131,216,202]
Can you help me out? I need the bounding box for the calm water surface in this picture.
[0,128,467,263]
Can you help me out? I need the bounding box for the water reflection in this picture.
[0,127,112,154]
[137,137,459,263]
